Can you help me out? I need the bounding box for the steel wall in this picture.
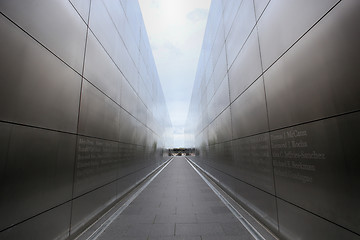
[0,0,172,239]
[185,0,360,239]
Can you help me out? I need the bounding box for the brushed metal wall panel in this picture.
[0,0,87,73]
[231,79,268,139]
[0,15,81,133]
[265,0,360,130]
[277,199,359,240]
[70,182,117,234]
[119,108,137,144]
[204,163,278,231]
[257,0,338,70]
[89,0,119,62]
[102,0,127,35]
[271,112,360,234]
[69,0,91,23]
[0,202,71,240]
[213,107,232,144]
[78,80,120,141]
[206,79,215,107]
[0,125,76,230]
[121,78,139,119]
[228,30,262,102]
[232,178,278,231]
[116,170,139,199]
[222,0,242,38]
[232,133,275,194]
[0,123,11,179]
[90,0,138,89]
[210,21,225,71]
[73,136,119,197]
[253,0,270,20]
[211,46,228,92]
[84,31,122,105]
[117,143,138,178]
[208,75,230,121]
[225,0,256,67]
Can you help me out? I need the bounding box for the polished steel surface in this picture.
[0,14,82,133]
[222,0,242,38]
[231,78,268,139]
[271,112,360,234]
[228,30,262,102]
[0,124,76,230]
[208,75,230,122]
[253,0,270,20]
[73,136,119,197]
[0,202,72,240]
[265,0,360,130]
[84,31,122,105]
[277,199,359,240]
[69,0,91,23]
[211,46,228,93]
[257,0,338,70]
[0,0,87,73]
[186,0,360,238]
[71,182,117,234]
[78,80,120,141]
[233,133,275,194]
[212,107,232,144]
[225,0,256,67]
[0,0,172,237]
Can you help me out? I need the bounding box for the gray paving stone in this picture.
[175,223,224,236]
[97,157,254,240]
[148,236,201,240]
[155,214,197,224]
[149,223,175,237]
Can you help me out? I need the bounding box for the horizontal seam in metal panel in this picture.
[0,199,73,233]
[267,109,360,133]
[0,158,172,234]
[0,120,162,149]
[194,0,343,139]
[0,12,83,77]
[253,0,271,25]
[227,24,257,71]
[260,0,342,75]
[196,109,360,143]
[82,78,160,138]
[196,73,264,136]
[71,158,172,201]
[276,196,360,237]
[198,161,275,197]
[86,27,151,115]
[0,120,77,136]
[67,0,89,26]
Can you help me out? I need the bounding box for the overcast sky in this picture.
[138,0,211,147]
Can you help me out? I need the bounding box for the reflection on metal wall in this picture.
[185,0,360,239]
[0,0,172,239]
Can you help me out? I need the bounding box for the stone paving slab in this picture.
[97,157,254,240]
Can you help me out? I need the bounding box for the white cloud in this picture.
[139,0,211,147]
[187,8,208,23]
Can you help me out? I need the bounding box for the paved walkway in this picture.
[97,157,254,240]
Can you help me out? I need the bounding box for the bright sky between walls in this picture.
[138,0,211,147]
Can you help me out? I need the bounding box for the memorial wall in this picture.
[0,0,172,239]
[185,0,360,239]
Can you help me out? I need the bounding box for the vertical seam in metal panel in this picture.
[222,5,234,143]
[69,0,92,236]
[252,0,281,232]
